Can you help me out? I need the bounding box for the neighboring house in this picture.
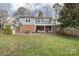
[15,16,59,33]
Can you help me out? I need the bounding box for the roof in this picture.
[19,16,52,19]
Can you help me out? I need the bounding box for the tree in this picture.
[59,3,79,28]
[4,24,12,34]
[0,10,8,29]
[13,7,27,17]
[36,11,44,17]
[53,3,62,33]
[53,3,62,19]
[0,10,8,19]
[59,3,79,33]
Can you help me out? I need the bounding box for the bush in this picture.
[4,24,12,34]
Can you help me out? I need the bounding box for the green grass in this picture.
[0,33,79,56]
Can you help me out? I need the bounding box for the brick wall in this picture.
[19,25,35,33]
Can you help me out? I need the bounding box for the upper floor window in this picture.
[28,18,30,22]
[36,19,40,23]
[26,18,30,23]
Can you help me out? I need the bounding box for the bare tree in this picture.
[13,7,27,17]
[53,3,62,33]
[0,10,8,29]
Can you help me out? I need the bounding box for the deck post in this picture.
[51,25,52,32]
[44,25,45,32]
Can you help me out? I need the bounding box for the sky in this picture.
[0,3,56,17]
[11,3,54,11]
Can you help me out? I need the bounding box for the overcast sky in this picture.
[0,3,63,17]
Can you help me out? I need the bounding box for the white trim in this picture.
[35,24,53,26]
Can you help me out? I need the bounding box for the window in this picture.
[26,18,30,23]
[28,19,30,22]
[26,19,27,22]
[36,19,40,23]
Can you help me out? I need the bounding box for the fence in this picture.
[63,28,79,36]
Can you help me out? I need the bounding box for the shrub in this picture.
[4,24,12,34]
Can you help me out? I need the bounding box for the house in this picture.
[15,16,59,33]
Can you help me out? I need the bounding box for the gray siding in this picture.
[19,18,56,25]
[19,18,35,25]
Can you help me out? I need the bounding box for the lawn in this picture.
[0,33,79,56]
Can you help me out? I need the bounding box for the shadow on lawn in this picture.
[54,33,79,41]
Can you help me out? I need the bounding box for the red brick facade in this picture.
[19,25,35,33]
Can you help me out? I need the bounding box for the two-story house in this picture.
[15,16,59,33]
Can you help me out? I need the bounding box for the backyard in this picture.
[0,33,79,56]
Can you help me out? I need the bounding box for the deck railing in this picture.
[36,21,51,24]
